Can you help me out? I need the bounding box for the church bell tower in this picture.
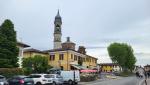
[54,10,62,49]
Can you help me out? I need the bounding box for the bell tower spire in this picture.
[57,9,60,17]
[53,10,62,49]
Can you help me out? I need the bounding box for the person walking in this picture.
[136,71,140,78]
[143,68,147,85]
[148,70,150,78]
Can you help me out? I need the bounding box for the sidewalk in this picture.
[79,76,123,85]
[142,79,150,85]
[79,79,103,85]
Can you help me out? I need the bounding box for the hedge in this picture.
[0,68,24,78]
[80,74,98,82]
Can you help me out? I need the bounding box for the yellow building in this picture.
[23,48,49,58]
[83,55,97,69]
[99,63,121,72]
[45,49,97,71]
[23,47,97,71]
[44,37,98,71]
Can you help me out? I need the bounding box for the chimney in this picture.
[78,46,86,54]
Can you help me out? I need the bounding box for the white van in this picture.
[60,70,80,85]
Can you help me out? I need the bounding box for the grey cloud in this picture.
[0,0,150,65]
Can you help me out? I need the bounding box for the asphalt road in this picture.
[83,76,142,85]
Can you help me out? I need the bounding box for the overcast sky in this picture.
[0,0,150,66]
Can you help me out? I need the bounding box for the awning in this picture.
[80,70,97,73]
[71,64,87,70]
[71,65,81,69]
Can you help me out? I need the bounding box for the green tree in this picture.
[0,19,19,68]
[23,55,51,73]
[107,42,136,72]
[125,46,136,72]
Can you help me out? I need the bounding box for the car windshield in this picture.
[44,75,55,78]
[0,76,4,79]
[12,76,27,79]
[0,76,5,82]
[24,77,33,81]
[56,75,62,78]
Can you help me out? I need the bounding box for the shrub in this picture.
[0,68,24,78]
[23,67,33,75]
[80,74,98,82]
[23,55,49,73]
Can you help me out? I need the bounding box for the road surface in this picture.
[81,76,142,85]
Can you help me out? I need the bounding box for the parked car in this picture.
[0,75,8,85]
[29,74,63,85]
[60,70,80,85]
[8,75,34,85]
[45,74,63,85]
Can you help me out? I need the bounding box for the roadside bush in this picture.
[80,74,98,82]
[23,67,33,75]
[0,68,24,78]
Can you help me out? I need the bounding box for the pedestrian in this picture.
[99,70,102,78]
[136,71,140,78]
[148,70,150,78]
[144,71,148,79]
[139,71,143,78]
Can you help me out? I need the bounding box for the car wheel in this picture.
[36,82,42,85]
[68,80,73,85]
[4,83,9,85]
[74,82,78,85]
[52,82,56,85]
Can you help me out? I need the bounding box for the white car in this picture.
[29,74,63,85]
[0,75,8,85]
